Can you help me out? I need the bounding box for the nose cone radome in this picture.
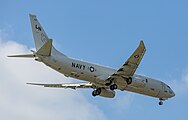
[168,89,175,98]
[171,91,175,97]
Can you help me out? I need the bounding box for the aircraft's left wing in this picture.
[27,82,94,89]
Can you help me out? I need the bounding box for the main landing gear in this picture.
[105,77,132,91]
[109,77,132,90]
[104,79,118,90]
[110,84,118,90]
[92,88,101,96]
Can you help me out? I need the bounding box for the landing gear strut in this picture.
[105,79,113,86]
[92,88,101,97]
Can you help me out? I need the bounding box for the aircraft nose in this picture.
[171,91,175,97]
[169,89,175,98]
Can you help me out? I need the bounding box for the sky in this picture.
[0,0,188,120]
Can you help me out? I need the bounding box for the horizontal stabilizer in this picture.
[36,39,52,56]
[7,54,34,58]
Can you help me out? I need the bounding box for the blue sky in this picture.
[0,0,188,120]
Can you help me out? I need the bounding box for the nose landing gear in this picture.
[159,101,163,105]
[159,98,165,105]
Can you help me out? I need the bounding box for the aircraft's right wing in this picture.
[27,82,94,89]
[105,41,146,86]
[116,40,146,76]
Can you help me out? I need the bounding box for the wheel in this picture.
[92,90,97,96]
[159,101,163,105]
[110,85,114,90]
[126,77,132,85]
[113,84,118,89]
[92,88,101,97]
[96,88,101,95]
[110,84,118,90]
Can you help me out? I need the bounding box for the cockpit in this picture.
[158,82,175,105]
[164,84,175,98]
[167,85,173,94]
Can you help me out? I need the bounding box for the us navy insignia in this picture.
[134,55,139,58]
[89,66,95,72]
[72,62,86,70]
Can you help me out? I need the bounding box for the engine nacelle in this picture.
[130,77,146,88]
[99,88,115,98]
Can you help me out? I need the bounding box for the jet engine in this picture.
[99,88,115,98]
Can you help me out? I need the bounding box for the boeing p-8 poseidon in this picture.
[8,14,175,105]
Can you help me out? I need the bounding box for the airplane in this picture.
[8,14,175,105]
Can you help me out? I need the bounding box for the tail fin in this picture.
[29,14,49,51]
[8,14,67,58]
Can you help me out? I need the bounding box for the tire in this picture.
[110,84,117,90]
[113,84,118,89]
[159,101,163,105]
[96,88,101,95]
[110,85,114,90]
[92,90,97,96]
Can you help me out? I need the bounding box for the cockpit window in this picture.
[169,90,173,94]
[167,85,173,94]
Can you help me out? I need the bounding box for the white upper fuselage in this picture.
[39,48,175,99]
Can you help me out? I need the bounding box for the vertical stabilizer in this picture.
[29,14,67,57]
[29,14,49,51]
[8,14,67,58]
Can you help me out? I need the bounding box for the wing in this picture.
[27,82,94,89]
[105,41,146,85]
[116,40,146,76]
